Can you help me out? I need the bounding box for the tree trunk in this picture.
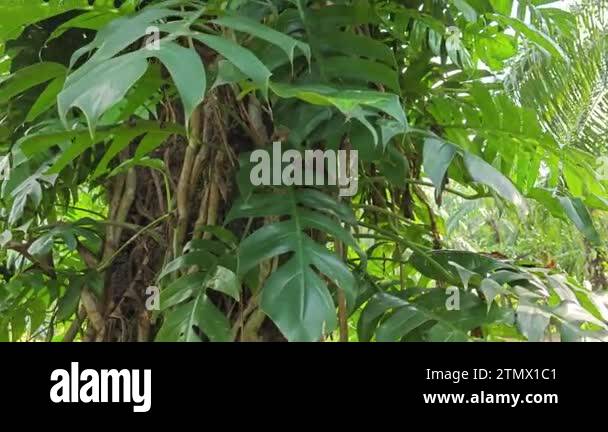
[80,87,285,342]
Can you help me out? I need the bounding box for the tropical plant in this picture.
[1,0,607,342]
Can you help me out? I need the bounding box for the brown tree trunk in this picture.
[80,88,285,342]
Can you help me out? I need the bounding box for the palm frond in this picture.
[506,0,608,154]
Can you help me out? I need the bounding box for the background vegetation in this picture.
[1,0,607,342]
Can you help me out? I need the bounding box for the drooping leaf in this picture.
[516,302,550,342]
[0,62,66,103]
[271,82,407,127]
[492,14,569,62]
[463,152,528,214]
[212,14,311,66]
[58,52,149,136]
[423,138,456,202]
[152,43,206,128]
[558,196,600,245]
[194,34,272,95]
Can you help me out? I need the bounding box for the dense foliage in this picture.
[1,0,607,342]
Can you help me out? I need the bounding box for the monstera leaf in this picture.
[227,188,363,341]
[155,235,236,342]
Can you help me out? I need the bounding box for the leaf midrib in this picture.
[290,191,308,322]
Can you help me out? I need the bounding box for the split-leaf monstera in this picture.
[0,0,607,342]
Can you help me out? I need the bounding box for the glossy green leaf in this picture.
[228,189,358,341]
[58,52,149,136]
[271,82,407,126]
[492,14,569,62]
[156,292,231,342]
[153,43,206,128]
[0,62,65,103]
[464,152,528,214]
[558,197,601,245]
[212,15,310,65]
[194,34,271,95]
[423,138,456,202]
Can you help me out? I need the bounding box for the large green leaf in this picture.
[155,236,235,342]
[271,82,407,128]
[194,34,272,95]
[58,52,149,136]
[11,120,182,184]
[319,31,396,67]
[212,14,311,65]
[26,75,66,122]
[516,302,550,342]
[324,56,400,92]
[463,152,528,214]
[423,138,456,202]
[156,291,231,342]
[409,250,512,284]
[153,43,206,129]
[227,188,360,341]
[0,0,135,41]
[0,62,66,103]
[558,196,601,245]
[55,3,204,135]
[67,7,178,70]
[59,42,205,136]
[359,290,506,342]
[492,14,569,62]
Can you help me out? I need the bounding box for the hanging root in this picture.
[335,140,353,342]
[173,105,204,255]
[335,240,348,342]
[80,165,138,341]
[62,306,86,342]
[173,149,197,253]
[203,181,220,238]
[413,185,442,249]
